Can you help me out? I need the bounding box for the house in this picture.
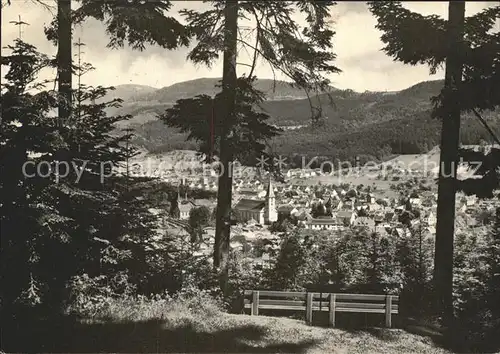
[369,203,382,212]
[306,218,343,230]
[465,195,477,206]
[193,198,216,210]
[296,210,313,224]
[234,178,277,225]
[332,199,343,210]
[277,205,298,220]
[366,193,376,204]
[233,199,266,224]
[290,208,301,218]
[179,200,196,220]
[423,226,436,238]
[374,214,385,224]
[425,211,437,226]
[336,211,356,226]
[342,199,355,211]
[238,188,266,199]
[393,227,412,238]
[324,197,342,211]
[409,198,422,206]
[353,216,375,230]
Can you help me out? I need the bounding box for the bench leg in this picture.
[251,291,259,316]
[329,294,336,327]
[385,295,392,328]
[306,293,313,324]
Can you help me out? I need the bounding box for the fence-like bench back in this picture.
[243,290,399,327]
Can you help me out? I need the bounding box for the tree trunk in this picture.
[57,0,72,125]
[0,2,3,107]
[213,0,238,294]
[433,0,465,328]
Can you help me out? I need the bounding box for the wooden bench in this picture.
[243,290,399,327]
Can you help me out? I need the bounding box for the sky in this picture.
[1,1,498,92]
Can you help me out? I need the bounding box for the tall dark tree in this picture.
[433,2,465,327]
[57,0,72,125]
[171,0,340,292]
[214,0,238,291]
[369,1,500,327]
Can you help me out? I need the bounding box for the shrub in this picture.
[65,272,136,318]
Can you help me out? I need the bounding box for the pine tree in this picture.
[168,1,340,292]
[72,0,190,50]
[369,1,500,326]
[271,232,307,291]
[0,40,55,310]
[0,37,161,312]
[169,193,180,219]
[398,223,434,316]
[484,208,500,326]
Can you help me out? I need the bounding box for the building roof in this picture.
[308,218,340,225]
[278,205,296,212]
[234,199,266,211]
[354,217,375,226]
[267,177,275,198]
[239,188,258,195]
[337,211,354,218]
[179,201,195,212]
[193,199,215,208]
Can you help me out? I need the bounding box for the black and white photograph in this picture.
[1,1,500,353]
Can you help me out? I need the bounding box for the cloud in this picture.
[333,1,370,18]
[0,1,497,93]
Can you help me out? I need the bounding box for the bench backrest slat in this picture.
[245,291,398,302]
[244,290,308,298]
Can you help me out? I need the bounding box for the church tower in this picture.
[265,177,277,224]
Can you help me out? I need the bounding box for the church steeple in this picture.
[266,176,275,199]
[265,176,277,224]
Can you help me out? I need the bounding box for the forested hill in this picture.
[112,78,499,166]
[134,77,311,103]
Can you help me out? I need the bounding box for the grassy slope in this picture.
[5,297,448,353]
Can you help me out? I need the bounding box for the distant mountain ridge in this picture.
[106,77,498,165]
[109,77,323,128]
[102,84,157,102]
[110,78,444,128]
[131,77,311,103]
